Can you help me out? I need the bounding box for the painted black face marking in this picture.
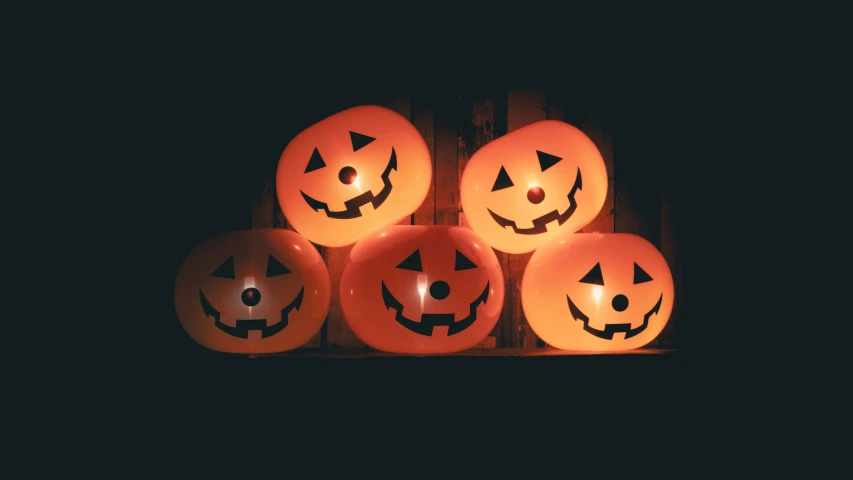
[300,148,397,219]
[536,150,562,171]
[487,167,582,235]
[201,254,300,338]
[492,149,562,193]
[633,263,653,284]
[567,262,661,339]
[381,280,490,336]
[455,250,477,271]
[429,280,450,300]
[566,293,662,340]
[611,294,628,312]
[241,287,261,307]
[211,256,235,279]
[350,131,376,151]
[396,249,423,271]
[200,286,305,339]
[579,262,604,286]
[492,166,514,191]
[305,147,326,173]
[266,255,291,277]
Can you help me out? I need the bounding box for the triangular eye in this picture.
[578,263,604,286]
[536,150,562,171]
[396,249,422,271]
[454,250,477,270]
[266,255,291,277]
[305,147,326,173]
[211,256,235,279]
[350,131,376,152]
[491,166,514,192]
[633,263,653,284]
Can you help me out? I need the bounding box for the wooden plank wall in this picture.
[251,89,681,349]
[457,91,499,348]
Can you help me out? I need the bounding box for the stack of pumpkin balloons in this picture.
[175,106,674,355]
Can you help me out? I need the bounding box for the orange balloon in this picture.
[460,120,607,254]
[276,105,432,247]
[522,233,674,352]
[341,225,505,354]
[174,229,330,354]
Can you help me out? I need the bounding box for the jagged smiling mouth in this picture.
[381,280,490,336]
[300,148,397,220]
[199,287,305,339]
[487,167,582,235]
[566,293,663,340]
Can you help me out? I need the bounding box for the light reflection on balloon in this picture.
[276,105,432,247]
[522,233,674,352]
[174,229,331,354]
[460,120,608,254]
[341,225,505,354]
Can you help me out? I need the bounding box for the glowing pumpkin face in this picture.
[276,105,432,247]
[340,225,504,354]
[174,229,330,354]
[521,233,674,352]
[460,120,608,254]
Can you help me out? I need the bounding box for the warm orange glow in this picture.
[592,285,603,303]
[340,225,505,354]
[460,120,608,254]
[276,105,432,247]
[174,229,331,354]
[521,233,674,352]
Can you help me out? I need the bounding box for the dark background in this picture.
[135,83,703,434]
[4,2,743,463]
[142,83,700,369]
[29,4,711,433]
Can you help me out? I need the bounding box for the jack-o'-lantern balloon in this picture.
[174,229,330,354]
[341,225,504,354]
[276,105,432,247]
[460,120,608,254]
[521,233,674,352]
